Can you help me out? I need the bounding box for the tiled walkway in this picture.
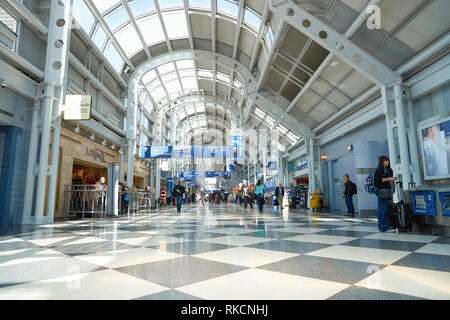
[0,204,449,300]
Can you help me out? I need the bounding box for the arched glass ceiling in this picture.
[141,59,244,106]
[73,0,264,74]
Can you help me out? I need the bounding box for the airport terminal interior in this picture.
[0,0,449,300]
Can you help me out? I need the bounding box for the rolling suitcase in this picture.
[387,182,413,232]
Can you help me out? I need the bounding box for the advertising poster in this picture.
[420,117,450,180]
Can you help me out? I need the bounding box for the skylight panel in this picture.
[162,11,188,39]
[244,7,261,31]
[161,72,178,83]
[165,79,182,94]
[103,41,124,73]
[188,0,211,10]
[144,99,153,114]
[276,125,288,135]
[150,86,166,102]
[157,62,176,75]
[254,107,265,118]
[264,115,275,126]
[104,4,129,31]
[178,108,187,120]
[114,24,142,57]
[169,92,181,101]
[287,132,299,141]
[233,79,243,89]
[158,0,183,10]
[147,78,161,91]
[185,104,196,115]
[195,103,205,113]
[216,72,230,85]
[72,0,95,34]
[176,59,195,69]
[137,14,165,46]
[92,24,107,50]
[178,69,195,78]
[264,24,274,48]
[129,0,156,17]
[142,69,157,84]
[181,77,198,91]
[198,69,213,78]
[92,0,120,14]
[217,0,238,18]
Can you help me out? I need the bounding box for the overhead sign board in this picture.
[142,146,243,159]
[63,95,92,120]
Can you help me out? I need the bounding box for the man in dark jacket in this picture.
[343,174,356,217]
[172,181,186,213]
[275,183,285,210]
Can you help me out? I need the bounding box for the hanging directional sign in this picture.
[63,95,92,120]
[142,146,242,159]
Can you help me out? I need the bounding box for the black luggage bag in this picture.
[387,182,413,232]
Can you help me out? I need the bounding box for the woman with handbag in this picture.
[374,156,397,232]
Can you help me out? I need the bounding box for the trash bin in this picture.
[310,192,321,211]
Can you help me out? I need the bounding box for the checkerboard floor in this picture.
[0,204,449,300]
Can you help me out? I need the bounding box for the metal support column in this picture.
[407,96,423,186]
[46,0,72,219]
[22,100,40,219]
[119,148,125,182]
[317,145,323,193]
[308,138,316,194]
[393,84,412,187]
[126,138,134,187]
[33,83,56,223]
[381,86,398,175]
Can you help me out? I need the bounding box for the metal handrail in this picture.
[63,185,157,221]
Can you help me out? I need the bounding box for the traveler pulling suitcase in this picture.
[387,181,413,232]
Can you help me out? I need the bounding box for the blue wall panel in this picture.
[0,126,30,224]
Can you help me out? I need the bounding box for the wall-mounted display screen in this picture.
[414,195,427,210]
[419,116,450,180]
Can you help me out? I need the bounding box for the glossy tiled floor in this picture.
[0,203,449,300]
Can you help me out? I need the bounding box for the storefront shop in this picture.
[54,127,121,219]
[124,161,150,189]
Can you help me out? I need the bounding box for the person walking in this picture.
[243,184,253,209]
[289,183,297,209]
[254,180,266,213]
[172,181,186,213]
[374,156,397,232]
[343,174,356,217]
[275,183,285,210]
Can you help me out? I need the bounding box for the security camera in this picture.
[0,80,7,88]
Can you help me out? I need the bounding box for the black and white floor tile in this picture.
[0,203,449,300]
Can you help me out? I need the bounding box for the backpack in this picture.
[351,181,358,195]
[364,173,377,194]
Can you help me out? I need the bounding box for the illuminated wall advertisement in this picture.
[419,116,450,180]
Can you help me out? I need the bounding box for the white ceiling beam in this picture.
[120,0,151,59]
[270,0,400,86]
[154,0,173,52]
[84,0,134,70]
[243,19,286,124]
[271,0,384,130]
[211,0,216,52]
[249,0,270,72]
